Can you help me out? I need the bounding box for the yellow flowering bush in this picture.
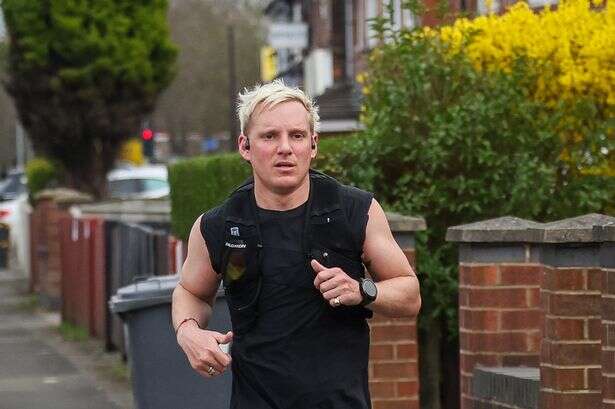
[436,0,614,177]
[438,0,614,108]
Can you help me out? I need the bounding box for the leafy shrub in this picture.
[25,157,59,198]
[359,31,613,336]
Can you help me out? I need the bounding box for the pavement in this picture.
[0,268,134,409]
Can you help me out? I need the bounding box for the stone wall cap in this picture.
[601,222,615,241]
[76,199,171,215]
[72,199,171,223]
[473,366,539,409]
[475,366,540,380]
[34,188,94,205]
[385,212,426,232]
[446,216,542,243]
[529,213,615,243]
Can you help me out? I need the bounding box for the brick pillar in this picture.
[447,216,544,409]
[31,189,93,310]
[368,213,425,409]
[535,214,615,408]
[33,198,65,310]
[600,223,615,409]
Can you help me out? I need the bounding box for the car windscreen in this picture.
[108,179,142,197]
[0,174,27,200]
[142,179,168,191]
[108,178,168,198]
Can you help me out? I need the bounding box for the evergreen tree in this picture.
[1,0,177,197]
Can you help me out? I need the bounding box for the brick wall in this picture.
[602,236,615,409]
[31,198,67,309]
[369,246,420,409]
[456,237,543,409]
[30,191,93,309]
[459,262,542,409]
[307,0,332,48]
[448,214,615,409]
[540,264,602,407]
[367,215,425,409]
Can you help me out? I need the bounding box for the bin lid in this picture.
[109,274,225,314]
[109,275,179,314]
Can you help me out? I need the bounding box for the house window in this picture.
[477,0,501,14]
[384,0,416,31]
[365,0,379,48]
[362,0,416,50]
[527,0,558,8]
[402,5,417,29]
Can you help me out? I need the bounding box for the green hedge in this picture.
[169,136,364,240]
[169,153,250,241]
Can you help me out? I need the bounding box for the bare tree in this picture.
[151,0,264,153]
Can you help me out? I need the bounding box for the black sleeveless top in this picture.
[202,185,373,409]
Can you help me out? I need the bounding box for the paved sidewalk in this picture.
[0,269,133,409]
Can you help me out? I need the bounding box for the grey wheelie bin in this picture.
[109,274,232,409]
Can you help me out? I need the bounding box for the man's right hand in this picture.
[176,321,233,378]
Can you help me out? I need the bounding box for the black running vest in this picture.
[201,170,374,409]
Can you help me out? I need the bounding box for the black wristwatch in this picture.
[359,278,378,306]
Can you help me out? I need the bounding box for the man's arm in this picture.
[312,199,421,318]
[360,199,421,317]
[171,215,233,377]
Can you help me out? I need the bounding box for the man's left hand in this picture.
[311,259,362,307]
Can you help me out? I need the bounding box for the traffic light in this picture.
[142,128,154,158]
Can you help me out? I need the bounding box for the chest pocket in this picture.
[220,222,262,336]
[222,223,259,279]
[309,209,358,258]
[308,209,372,321]
[310,246,364,281]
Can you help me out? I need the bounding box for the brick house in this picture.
[264,0,559,136]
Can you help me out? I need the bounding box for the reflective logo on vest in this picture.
[225,241,246,249]
[230,226,240,236]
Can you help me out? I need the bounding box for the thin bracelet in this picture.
[175,317,200,335]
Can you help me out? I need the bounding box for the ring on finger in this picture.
[333,296,341,307]
[207,365,216,376]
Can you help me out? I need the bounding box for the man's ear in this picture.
[238,134,250,161]
[310,133,319,159]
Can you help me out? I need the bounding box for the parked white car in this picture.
[107,165,170,200]
[0,170,30,275]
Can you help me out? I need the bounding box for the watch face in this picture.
[362,279,377,298]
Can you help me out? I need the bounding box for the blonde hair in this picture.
[237,79,320,135]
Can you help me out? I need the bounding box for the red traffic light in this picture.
[142,128,153,141]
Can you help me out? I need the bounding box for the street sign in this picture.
[267,22,308,49]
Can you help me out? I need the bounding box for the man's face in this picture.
[239,100,317,194]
